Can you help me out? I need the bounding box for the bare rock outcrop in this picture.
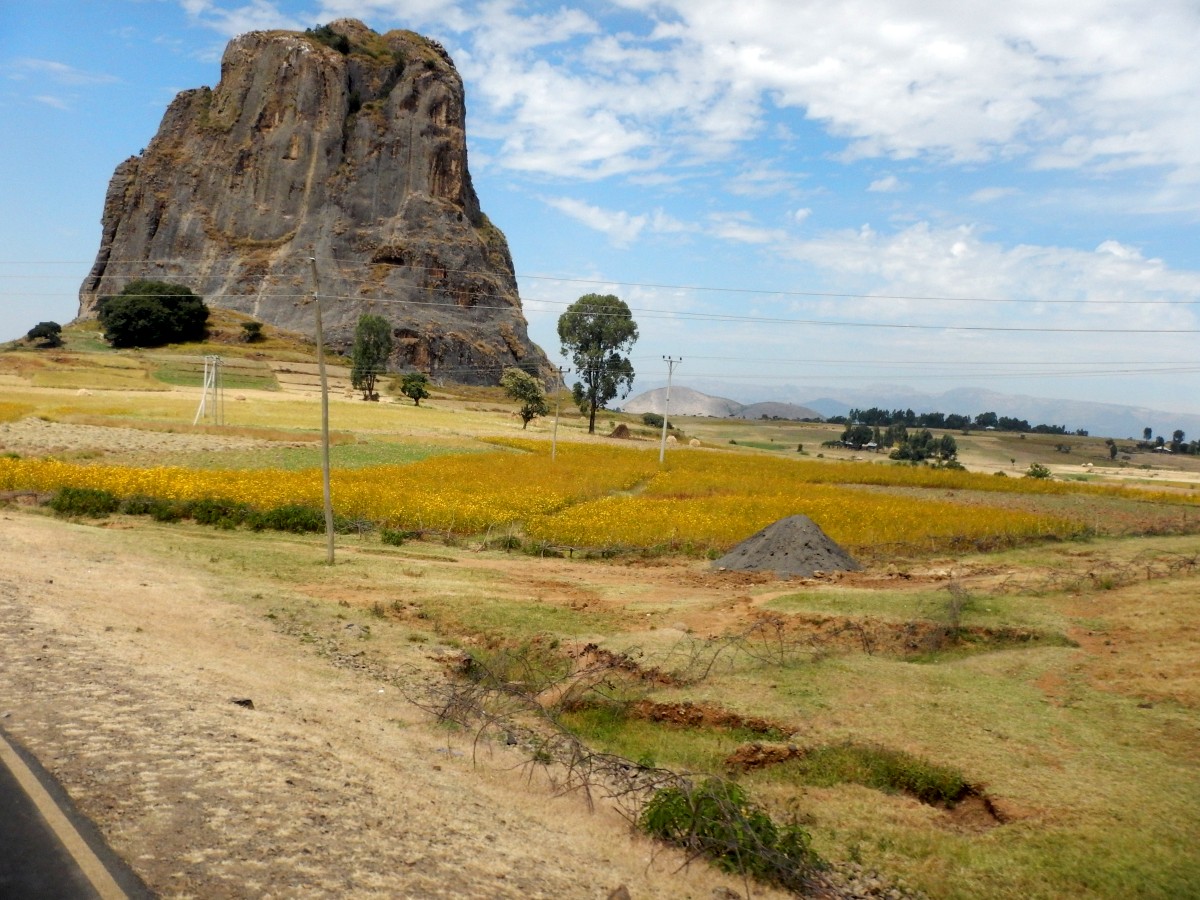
[79,19,548,383]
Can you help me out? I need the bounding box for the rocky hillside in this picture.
[78,19,548,384]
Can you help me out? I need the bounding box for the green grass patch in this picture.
[152,360,279,391]
[561,704,783,773]
[773,742,970,805]
[165,440,471,470]
[424,597,617,645]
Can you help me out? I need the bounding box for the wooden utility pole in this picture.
[551,366,569,462]
[309,256,336,565]
[659,356,681,464]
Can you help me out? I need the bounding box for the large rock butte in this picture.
[78,19,548,383]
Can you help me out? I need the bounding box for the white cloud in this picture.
[34,95,71,110]
[776,221,1200,336]
[969,187,1017,203]
[175,1,1200,192]
[544,197,647,248]
[180,0,303,35]
[728,163,806,198]
[867,175,903,193]
[8,58,119,86]
[707,212,786,246]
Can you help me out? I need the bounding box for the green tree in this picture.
[840,423,873,447]
[25,321,63,348]
[499,367,549,429]
[98,280,208,348]
[557,294,638,434]
[399,371,430,406]
[350,314,394,401]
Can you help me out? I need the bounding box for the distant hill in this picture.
[633,379,1200,441]
[801,386,1200,441]
[623,388,821,420]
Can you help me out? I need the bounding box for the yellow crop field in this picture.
[0,437,1098,553]
[0,402,34,423]
[523,484,1077,552]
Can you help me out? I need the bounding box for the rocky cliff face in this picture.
[79,19,548,383]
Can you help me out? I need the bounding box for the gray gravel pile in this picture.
[713,514,860,577]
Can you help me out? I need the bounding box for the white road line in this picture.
[0,732,128,900]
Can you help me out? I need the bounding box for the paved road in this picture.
[0,726,153,899]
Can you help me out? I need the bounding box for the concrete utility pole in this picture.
[551,366,570,462]
[659,356,681,464]
[308,256,336,566]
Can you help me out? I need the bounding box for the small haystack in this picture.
[714,515,860,577]
[609,423,632,439]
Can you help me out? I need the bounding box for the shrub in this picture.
[248,504,326,533]
[381,527,420,546]
[186,498,252,529]
[148,500,186,523]
[48,487,119,517]
[26,321,63,348]
[642,412,665,428]
[118,495,158,516]
[640,779,818,890]
[1025,463,1052,479]
[240,321,264,342]
[305,24,351,54]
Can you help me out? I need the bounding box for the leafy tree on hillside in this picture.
[558,293,638,434]
[25,321,63,348]
[500,367,549,429]
[890,429,957,462]
[840,423,874,447]
[399,371,431,406]
[98,280,208,348]
[350,314,394,401]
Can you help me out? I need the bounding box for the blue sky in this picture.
[3,0,1199,416]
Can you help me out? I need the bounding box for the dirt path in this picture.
[0,511,780,899]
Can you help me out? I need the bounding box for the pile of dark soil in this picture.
[714,514,860,577]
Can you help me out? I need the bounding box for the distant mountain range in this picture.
[622,383,1200,441]
[622,387,822,421]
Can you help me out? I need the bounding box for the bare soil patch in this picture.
[0,511,779,899]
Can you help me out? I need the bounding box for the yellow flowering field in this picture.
[523,486,1077,553]
[3,437,1187,553]
[0,402,33,423]
[0,439,660,533]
